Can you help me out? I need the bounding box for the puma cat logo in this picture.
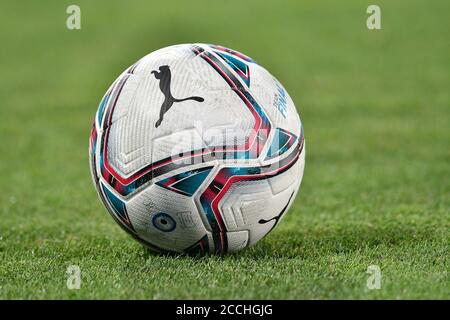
[151,65,204,128]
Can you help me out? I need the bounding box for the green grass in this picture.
[0,0,449,299]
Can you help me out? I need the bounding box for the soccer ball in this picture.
[89,44,305,254]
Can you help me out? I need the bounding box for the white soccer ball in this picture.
[89,44,305,254]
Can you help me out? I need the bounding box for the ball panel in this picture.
[219,166,302,248]
[104,45,259,180]
[245,63,301,139]
[226,230,249,252]
[125,183,209,252]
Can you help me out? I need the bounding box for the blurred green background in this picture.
[0,0,448,299]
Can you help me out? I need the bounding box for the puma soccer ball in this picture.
[89,44,305,254]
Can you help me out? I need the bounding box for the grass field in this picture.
[0,0,449,299]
